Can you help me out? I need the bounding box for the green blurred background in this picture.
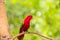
[5,0,60,40]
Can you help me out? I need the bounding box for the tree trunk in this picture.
[0,0,13,40]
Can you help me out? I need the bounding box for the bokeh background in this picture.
[5,0,60,40]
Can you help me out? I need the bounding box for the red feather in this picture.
[18,15,32,40]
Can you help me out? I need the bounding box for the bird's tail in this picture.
[18,34,24,40]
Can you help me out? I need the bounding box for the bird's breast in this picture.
[23,24,30,31]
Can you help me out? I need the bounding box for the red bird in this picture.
[18,15,32,40]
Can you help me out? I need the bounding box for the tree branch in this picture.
[13,31,53,40]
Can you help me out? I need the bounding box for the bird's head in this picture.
[24,15,32,24]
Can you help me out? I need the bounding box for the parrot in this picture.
[18,15,32,40]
